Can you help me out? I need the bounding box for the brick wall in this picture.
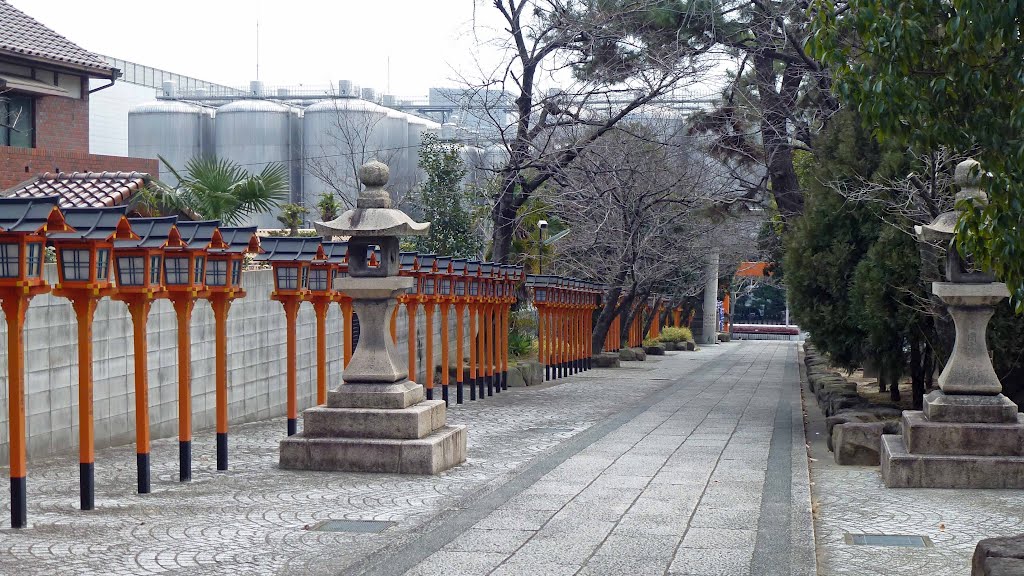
[0,146,159,189]
[33,81,90,153]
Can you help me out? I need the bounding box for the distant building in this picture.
[0,0,156,190]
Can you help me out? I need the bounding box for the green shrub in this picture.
[508,330,534,358]
[642,337,659,348]
[658,326,693,343]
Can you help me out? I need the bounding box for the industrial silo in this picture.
[214,99,302,229]
[302,97,388,209]
[128,100,213,186]
[382,108,410,202]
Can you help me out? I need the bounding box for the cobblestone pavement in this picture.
[0,341,816,575]
[803,348,1024,575]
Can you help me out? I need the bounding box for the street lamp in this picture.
[50,206,138,511]
[255,236,322,436]
[112,215,177,493]
[537,220,548,275]
[204,226,260,471]
[0,196,68,528]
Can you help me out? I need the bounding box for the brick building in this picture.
[0,0,157,190]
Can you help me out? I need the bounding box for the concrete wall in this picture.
[0,266,469,463]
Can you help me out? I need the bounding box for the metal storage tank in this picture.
[302,97,389,209]
[382,108,410,201]
[128,100,213,187]
[214,99,302,229]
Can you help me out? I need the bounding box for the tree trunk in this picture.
[491,188,518,264]
[591,285,624,355]
[620,293,644,346]
[753,54,804,219]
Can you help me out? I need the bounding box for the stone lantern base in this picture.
[881,282,1024,488]
[279,276,466,475]
[279,382,467,474]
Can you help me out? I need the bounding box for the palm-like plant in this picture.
[135,156,289,225]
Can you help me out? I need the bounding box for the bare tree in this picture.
[463,0,720,263]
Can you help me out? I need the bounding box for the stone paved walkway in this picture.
[0,341,814,575]
[803,348,1024,575]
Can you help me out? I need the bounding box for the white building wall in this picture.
[88,80,158,157]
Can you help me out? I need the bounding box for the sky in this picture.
[12,0,512,98]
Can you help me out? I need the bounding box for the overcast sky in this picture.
[12,0,512,98]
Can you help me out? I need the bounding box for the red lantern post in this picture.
[450,259,468,404]
[311,241,346,403]
[0,196,69,528]
[255,237,321,436]
[50,207,138,510]
[466,260,482,399]
[435,256,453,404]
[398,252,419,387]
[205,226,260,470]
[112,216,177,492]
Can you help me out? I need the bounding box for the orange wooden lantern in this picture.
[112,216,177,494]
[310,241,346,404]
[450,258,468,404]
[0,196,69,528]
[256,236,321,436]
[434,256,454,404]
[415,254,438,400]
[204,226,260,471]
[50,206,138,511]
[466,260,483,399]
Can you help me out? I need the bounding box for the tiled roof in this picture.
[736,261,770,278]
[117,216,178,249]
[173,221,222,250]
[0,1,114,76]
[211,226,260,254]
[5,171,152,209]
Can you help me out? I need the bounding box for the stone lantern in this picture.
[881,159,1024,488]
[280,161,466,474]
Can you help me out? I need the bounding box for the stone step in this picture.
[881,434,1024,488]
[302,400,447,440]
[903,411,1024,456]
[279,424,467,474]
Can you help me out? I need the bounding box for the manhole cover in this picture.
[309,520,396,533]
[528,427,575,434]
[844,533,933,548]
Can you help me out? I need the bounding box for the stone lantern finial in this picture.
[357,160,392,209]
[953,158,987,205]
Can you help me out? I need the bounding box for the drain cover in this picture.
[309,520,396,533]
[844,533,933,548]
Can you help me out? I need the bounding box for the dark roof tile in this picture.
[0,1,114,76]
[5,171,152,209]
[0,195,61,233]
[49,206,129,241]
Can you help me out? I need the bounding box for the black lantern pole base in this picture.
[486,375,494,396]
[545,365,551,381]
[469,379,477,401]
[426,387,434,400]
[287,419,297,436]
[137,453,150,494]
[179,440,191,482]
[501,371,508,390]
[80,462,94,511]
[442,385,449,405]
[216,433,228,471]
[478,378,485,399]
[11,476,26,528]
[456,381,464,404]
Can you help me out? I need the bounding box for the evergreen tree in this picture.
[414,134,481,258]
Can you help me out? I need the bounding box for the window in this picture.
[423,277,435,295]
[470,280,479,296]
[60,248,90,281]
[308,268,329,291]
[205,259,227,286]
[276,266,298,290]
[26,242,42,277]
[231,260,241,285]
[95,249,110,281]
[149,255,162,284]
[536,288,547,302]
[164,256,190,285]
[116,256,145,286]
[455,279,466,296]
[193,256,205,284]
[301,267,309,289]
[0,243,20,278]
[1,94,34,148]
[440,278,451,295]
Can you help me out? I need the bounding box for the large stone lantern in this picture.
[279,161,467,474]
[881,159,1024,488]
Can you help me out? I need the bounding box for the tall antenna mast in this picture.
[256,19,260,81]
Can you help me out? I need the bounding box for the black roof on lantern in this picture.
[117,216,177,249]
[49,205,131,241]
[210,226,259,255]
[0,195,62,234]
[174,220,221,250]
[320,241,348,265]
[254,237,322,263]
